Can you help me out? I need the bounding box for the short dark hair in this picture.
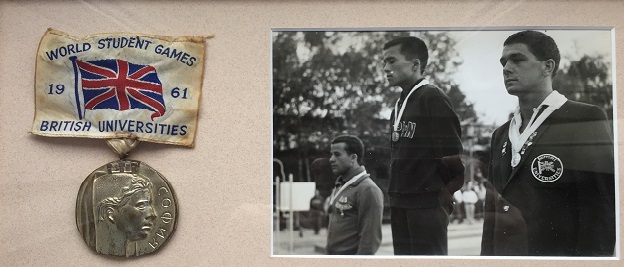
[331,135,365,165]
[383,36,428,74]
[504,30,560,78]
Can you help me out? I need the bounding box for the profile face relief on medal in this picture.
[99,177,157,241]
[77,160,178,257]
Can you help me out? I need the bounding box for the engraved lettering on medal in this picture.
[161,212,173,224]
[162,198,171,208]
[156,227,167,239]
[148,228,168,248]
[158,186,173,220]
[149,238,159,249]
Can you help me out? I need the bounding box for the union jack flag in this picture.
[72,58,166,120]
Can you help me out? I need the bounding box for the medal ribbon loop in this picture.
[106,138,140,158]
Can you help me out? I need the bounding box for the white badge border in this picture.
[531,153,564,183]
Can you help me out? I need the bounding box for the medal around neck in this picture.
[392,80,428,143]
[76,145,178,257]
[392,131,400,142]
[511,152,521,168]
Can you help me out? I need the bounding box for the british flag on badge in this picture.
[32,29,207,146]
[70,56,166,120]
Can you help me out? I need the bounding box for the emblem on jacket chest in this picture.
[531,154,563,182]
[335,196,353,216]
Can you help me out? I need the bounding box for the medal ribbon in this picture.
[393,79,429,133]
[508,91,567,164]
[329,170,367,205]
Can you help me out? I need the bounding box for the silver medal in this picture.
[511,152,521,168]
[76,139,178,257]
[392,132,400,142]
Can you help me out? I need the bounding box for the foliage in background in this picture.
[273,31,613,183]
[554,55,613,119]
[273,31,477,182]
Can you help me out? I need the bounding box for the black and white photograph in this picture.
[272,28,617,257]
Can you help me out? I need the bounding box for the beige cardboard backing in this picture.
[0,0,622,266]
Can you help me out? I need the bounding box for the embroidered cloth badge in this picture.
[31,29,208,146]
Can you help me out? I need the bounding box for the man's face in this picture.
[116,189,156,241]
[383,44,418,87]
[329,142,355,176]
[500,43,547,95]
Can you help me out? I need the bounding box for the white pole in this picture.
[289,173,294,253]
[470,138,474,183]
[272,158,286,255]
[274,176,280,255]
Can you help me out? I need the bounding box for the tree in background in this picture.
[273,31,478,182]
[554,55,613,120]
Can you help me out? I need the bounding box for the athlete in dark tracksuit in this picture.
[389,81,464,255]
[383,36,464,255]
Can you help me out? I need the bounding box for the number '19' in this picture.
[48,84,65,94]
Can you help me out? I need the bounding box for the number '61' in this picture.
[171,87,188,99]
